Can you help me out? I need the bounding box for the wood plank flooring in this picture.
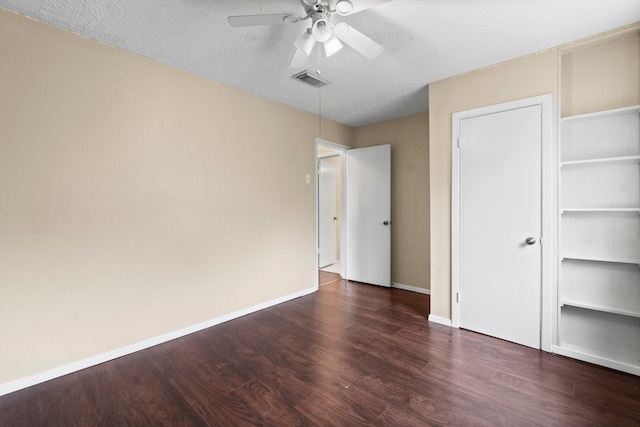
[319,269,341,286]
[1,279,639,426]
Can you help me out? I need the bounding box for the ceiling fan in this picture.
[228,0,394,68]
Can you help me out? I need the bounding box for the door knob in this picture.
[525,237,536,245]
[383,220,390,226]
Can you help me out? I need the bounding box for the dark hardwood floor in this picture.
[1,280,639,426]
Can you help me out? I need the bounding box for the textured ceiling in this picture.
[1,0,639,127]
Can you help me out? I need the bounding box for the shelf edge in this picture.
[561,208,640,212]
[561,255,640,265]
[561,105,640,122]
[561,299,640,318]
[561,155,640,166]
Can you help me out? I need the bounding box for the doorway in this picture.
[451,95,555,351]
[318,156,338,269]
[315,139,392,288]
[317,143,344,285]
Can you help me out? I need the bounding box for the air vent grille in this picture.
[292,70,329,88]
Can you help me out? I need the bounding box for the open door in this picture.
[345,144,391,287]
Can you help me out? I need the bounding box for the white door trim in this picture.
[315,138,350,283]
[451,94,557,352]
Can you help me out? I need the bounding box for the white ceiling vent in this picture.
[292,70,329,88]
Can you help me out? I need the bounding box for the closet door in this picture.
[458,105,542,349]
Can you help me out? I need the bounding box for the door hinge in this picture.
[456,292,460,303]
[457,137,461,148]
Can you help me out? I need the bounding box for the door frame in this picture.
[315,138,350,284]
[451,94,557,352]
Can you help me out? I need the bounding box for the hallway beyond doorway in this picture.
[319,262,340,274]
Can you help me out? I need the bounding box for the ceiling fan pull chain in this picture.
[319,85,322,134]
[317,48,323,134]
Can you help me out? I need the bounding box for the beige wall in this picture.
[0,9,352,386]
[428,24,639,321]
[561,30,640,117]
[353,113,430,290]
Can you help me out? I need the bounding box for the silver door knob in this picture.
[525,237,536,245]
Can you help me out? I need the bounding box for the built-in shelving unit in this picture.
[556,104,640,375]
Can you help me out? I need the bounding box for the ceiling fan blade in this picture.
[290,47,311,68]
[334,22,383,59]
[336,0,395,16]
[228,14,299,27]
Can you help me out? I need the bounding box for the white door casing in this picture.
[346,144,391,287]
[318,157,337,268]
[451,95,556,352]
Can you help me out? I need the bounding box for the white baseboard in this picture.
[428,314,453,327]
[391,282,430,295]
[0,286,317,397]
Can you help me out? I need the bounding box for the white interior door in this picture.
[458,105,542,349]
[318,157,337,268]
[346,144,391,287]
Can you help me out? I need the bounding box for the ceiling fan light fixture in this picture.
[324,36,344,57]
[312,19,333,43]
[295,30,315,55]
[335,0,354,15]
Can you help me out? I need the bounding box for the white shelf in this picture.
[561,155,640,166]
[561,104,640,162]
[561,208,640,213]
[560,160,640,208]
[561,105,640,122]
[561,255,640,265]
[561,299,640,319]
[559,307,640,373]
